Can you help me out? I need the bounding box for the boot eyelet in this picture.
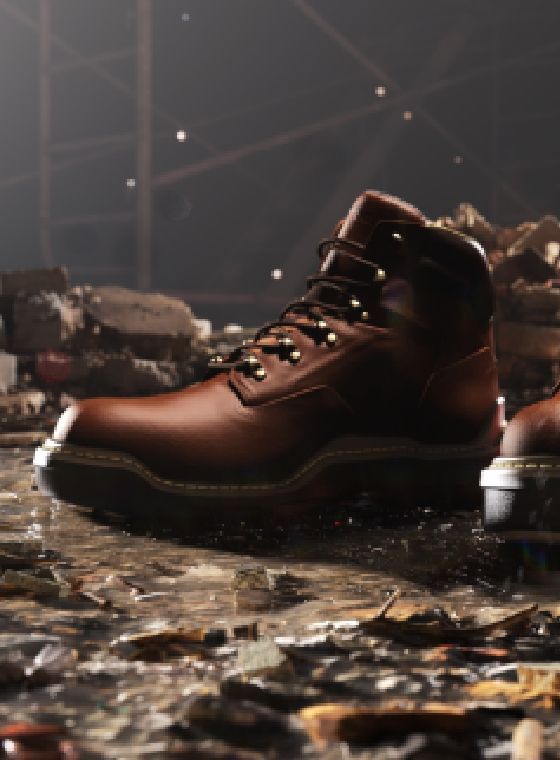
[289,349,301,364]
[349,297,361,309]
[374,268,386,282]
[278,336,294,347]
[316,319,328,330]
[361,310,369,321]
[253,366,267,381]
[210,354,223,364]
[245,354,259,366]
[326,332,337,346]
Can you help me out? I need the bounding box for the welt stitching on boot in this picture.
[35,190,500,521]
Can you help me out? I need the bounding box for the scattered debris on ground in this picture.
[0,449,558,757]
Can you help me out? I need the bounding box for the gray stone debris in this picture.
[0,273,215,426]
[12,291,83,353]
[0,390,45,417]
[84,285,198,360]
[94,354,181,395]
[0,352,17,394]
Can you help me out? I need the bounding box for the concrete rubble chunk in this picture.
[497,221,536,252]
[493,248,557,287]
[236,638,289,676]
[507,215,560,261]
[12,292,82,353]
[454,203,497,250]
[0,390,45,417]
[0,267,68,297]
[91,354,181,395]
[0,352,17,394]
[84,285,197,360]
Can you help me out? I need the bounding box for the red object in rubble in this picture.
[0,722,78,758]
[36,352,72,385]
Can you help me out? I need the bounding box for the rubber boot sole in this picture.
[35,437,497,530]
[481,456,560,541]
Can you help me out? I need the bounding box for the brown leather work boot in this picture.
[482,387,560,540]
[35,191,500,526]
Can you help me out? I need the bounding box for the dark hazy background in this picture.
[1,0,559,325]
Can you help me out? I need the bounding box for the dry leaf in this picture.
[468,663,560,710]
[299,701,468,747]
[361,604,537,642]
[112,627,225,662]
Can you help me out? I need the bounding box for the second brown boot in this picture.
[35,190,501,526]
[482,386,560,540]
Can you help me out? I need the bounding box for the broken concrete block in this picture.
[0,391,45,417]
[505,283,560,323]
[492,248,557,287]
[90,354,181,395]
[12,293,82,353]
[496,321,560,360]
[497,221,536,252]
[84,286,197,360]
[0,352,17,394]
[0,267,68,297]
[236,638,289,676]
[508,215,560,262]
[454,203,497,250]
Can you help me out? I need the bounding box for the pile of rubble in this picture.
[0,267,213,432]
[443,204,560,414]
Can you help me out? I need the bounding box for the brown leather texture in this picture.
[500,396,560,458]
[54,190,500,484]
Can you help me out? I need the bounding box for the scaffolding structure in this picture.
[0,0,559,308]
[35,0,153,289]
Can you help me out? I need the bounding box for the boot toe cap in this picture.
[53,398,116,449]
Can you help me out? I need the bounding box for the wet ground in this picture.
[0,448,559,758]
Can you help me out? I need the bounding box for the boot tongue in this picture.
[319,190,425,283]
[337,190,425,248]
[306,191,427,322]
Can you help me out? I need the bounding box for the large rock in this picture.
[507,215,560,261]
[0,391,45,417]
[84,286,197,360]
[496,321,560,359]
[0,352,17,394]
[492,247,557,287]
[12,293,82,353]
[453,203,497,251]
[90,354,181,395]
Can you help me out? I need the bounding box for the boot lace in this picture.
[208,237,386,381]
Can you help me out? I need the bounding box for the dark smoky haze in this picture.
[1,0,559,326]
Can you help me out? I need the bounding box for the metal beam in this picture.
[38,0,53,267]
[136,0,152,291]
[51,47,134,74]
[50,132,135,154]
[289,0,536,218]
[272,14,475,300]
[51,212,135,227]
[0,36,556,191]
[151,42,556,193]
[153,87,431,188]
[0,0,270,194]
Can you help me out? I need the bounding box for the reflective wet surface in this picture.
[0,449,559,758]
